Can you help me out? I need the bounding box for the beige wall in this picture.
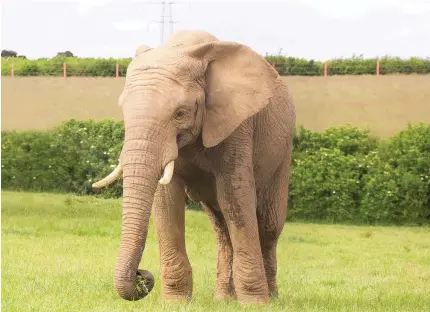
[2,75,430,137]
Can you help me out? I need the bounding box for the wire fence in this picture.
[273,64,430,76]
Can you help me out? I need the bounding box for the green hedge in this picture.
[1,120,124,197]
[267,56,430,76]
[2,55,430,76]
[2,121,430,225]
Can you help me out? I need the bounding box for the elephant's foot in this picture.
[215,285,236,301]
[268,283,278,298]
[162,283,193,303]
[215,293,237,302]
[161,265,193,303]
[162,293,192,304]
[237,293,270,306]
[234,272,270,305]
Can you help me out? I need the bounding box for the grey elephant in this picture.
[92,30,296,306]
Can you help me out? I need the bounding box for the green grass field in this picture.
[2,191,430,311]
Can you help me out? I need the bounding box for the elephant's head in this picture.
[92,30,279,301]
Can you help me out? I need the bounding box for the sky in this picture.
[1,0,430,60]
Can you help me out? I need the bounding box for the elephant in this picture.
[92,30,296,306]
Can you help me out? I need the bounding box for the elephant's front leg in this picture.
[216,167,269,305]
[153,175,192,301]
[201,202,236,300]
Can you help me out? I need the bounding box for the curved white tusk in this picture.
[158,161,175,185]
[92,163,123,188]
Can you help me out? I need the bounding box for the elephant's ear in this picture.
[185,41,279,148]
[135,44,152,57]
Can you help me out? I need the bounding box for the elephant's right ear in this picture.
[135,44,152,57]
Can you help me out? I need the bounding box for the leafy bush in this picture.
[267,56,324,76]
[2,119,124,198]
[1,131,70,191]
[53,119,125,197]
[293,125,379,156]
[360,155,429,224]
[326,56,430,76]
[360,124,430,224]
[2,121,429,225]
[289,125,379,222]
[327,56,378,75]
[289,123,430,225]
[2,55,430,76]
[288,148,364,222]
[384,123,430,177]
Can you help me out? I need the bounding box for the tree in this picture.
[1,50,18,57]
[56,51,75,57]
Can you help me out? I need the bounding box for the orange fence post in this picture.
[116,63,119,78]
[11,64,14,77]
[324,62,328,77]
[63,63,67,78]
[376,59,380,76]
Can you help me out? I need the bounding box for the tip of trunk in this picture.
[115,269,155,301]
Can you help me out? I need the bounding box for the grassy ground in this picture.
[2,191,429,311]
[2,75,430,138]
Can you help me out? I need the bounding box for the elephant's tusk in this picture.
[92,163,123,188]
[158,161,174,185]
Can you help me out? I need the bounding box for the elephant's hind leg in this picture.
[257,159,291,298]
[153,175,193,302]
[201,202,236,301]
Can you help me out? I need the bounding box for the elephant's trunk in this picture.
[113,143,159,300]
[111,121,178,300]
[92,92,178,301]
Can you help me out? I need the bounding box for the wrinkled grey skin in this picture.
[93,30,296,306]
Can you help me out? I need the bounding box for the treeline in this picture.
[267,55,430,76]
[1,56,131,77]
[2,120,429,225]
[2,55,430,76]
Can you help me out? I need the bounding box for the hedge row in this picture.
[267,56,430,76]
[1,56,132,77]
[2,120,430,225]
[2,55,430,76]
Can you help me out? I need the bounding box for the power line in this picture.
[160,1,166,44]
[153,1,179,45]
[168,1,179,37]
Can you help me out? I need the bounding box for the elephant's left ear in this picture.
[184,41,279,148]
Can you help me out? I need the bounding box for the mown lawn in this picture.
[2,191,429,311]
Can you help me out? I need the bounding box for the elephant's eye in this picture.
[175,109,186,119]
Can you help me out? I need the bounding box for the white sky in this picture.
[1,0,430,60]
